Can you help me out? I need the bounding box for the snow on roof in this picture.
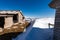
[33,18,55,29]
[0,10,20,14]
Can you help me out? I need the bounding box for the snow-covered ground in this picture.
[33,18,54,29]
[12,18,54,40]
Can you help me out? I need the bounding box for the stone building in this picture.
[0,10,30,35]
[0,10,25,28]
[49,0,60,40]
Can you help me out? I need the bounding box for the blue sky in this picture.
[0,0,55,18]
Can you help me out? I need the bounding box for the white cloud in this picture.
[33,18,55,29]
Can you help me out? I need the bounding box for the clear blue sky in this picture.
[0,0,55,18]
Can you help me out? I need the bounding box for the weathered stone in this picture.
[49,0,60,40]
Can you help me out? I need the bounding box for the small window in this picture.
[13,14,18,23]
[22,16,24,19]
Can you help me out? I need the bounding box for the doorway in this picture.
[0,17,5,28]
[13,14,18,23]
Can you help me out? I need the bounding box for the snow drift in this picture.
[33,18,55,29]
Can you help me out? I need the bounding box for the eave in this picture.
[49,0,57,9]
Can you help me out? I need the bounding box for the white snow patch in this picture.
[33,18,55,29]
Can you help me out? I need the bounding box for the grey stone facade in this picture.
[49,0,60,40]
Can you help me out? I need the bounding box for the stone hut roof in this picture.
[0,10,24,17]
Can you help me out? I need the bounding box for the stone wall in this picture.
[54,8,60,40]
[4,17,13,28]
